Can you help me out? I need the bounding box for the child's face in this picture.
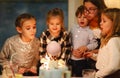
[77,13,88,27]
[16,18,36,42]
[47,16,62,35]
[100,13,113,37]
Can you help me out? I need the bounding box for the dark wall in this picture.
[0,0,68,50]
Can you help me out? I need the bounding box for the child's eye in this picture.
[101,18,106,23]
[103,19,106,23]
[56,23,60,25]
[33,26,36,29]
[26,28,30,30]
[78,16,81,18]
[50,23,54,25]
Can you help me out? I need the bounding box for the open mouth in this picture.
[80,22,84,24]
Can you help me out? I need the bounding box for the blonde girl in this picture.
[95,8,120,78]
[39,8,71,62]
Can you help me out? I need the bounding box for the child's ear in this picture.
[16,26,22,33]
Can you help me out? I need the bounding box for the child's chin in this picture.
[52,31,59,34]
[30,37,35,40]
[31,36,35,38]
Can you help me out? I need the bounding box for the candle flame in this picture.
[41,54,66,70]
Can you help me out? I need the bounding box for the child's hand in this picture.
[18,67,27,74]
[83,52,93,58]
[77,46,88,53]
[72,49,84,58]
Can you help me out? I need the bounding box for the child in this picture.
[39,8,71,63]
[0,13,40,76]
[69,5,98,77]
[95,8,120,78]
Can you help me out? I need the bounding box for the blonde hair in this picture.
[101,8,120,47]
[46,8,65,31]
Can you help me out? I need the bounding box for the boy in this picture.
[69,5,98,77]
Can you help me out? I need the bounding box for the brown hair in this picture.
[101,8,120,47]
[75,5,84,17]
[15,13,36,27]
[46,8,65,31]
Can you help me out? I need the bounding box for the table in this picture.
[0,75,38,78]
[0,75,83,78]
[23,76,38,78]
[71,77,83,78]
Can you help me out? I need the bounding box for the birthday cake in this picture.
[39,58,69,78]
[39,41,71,78]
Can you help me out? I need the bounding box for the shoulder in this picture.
[70,24,79,31]
[40,29,50,37]
[108,37,120,44]
[86,27,94,34]
[2,35,19,47]
[5,35,19,43]
[107,37,120,48]
[62,30,70,36]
